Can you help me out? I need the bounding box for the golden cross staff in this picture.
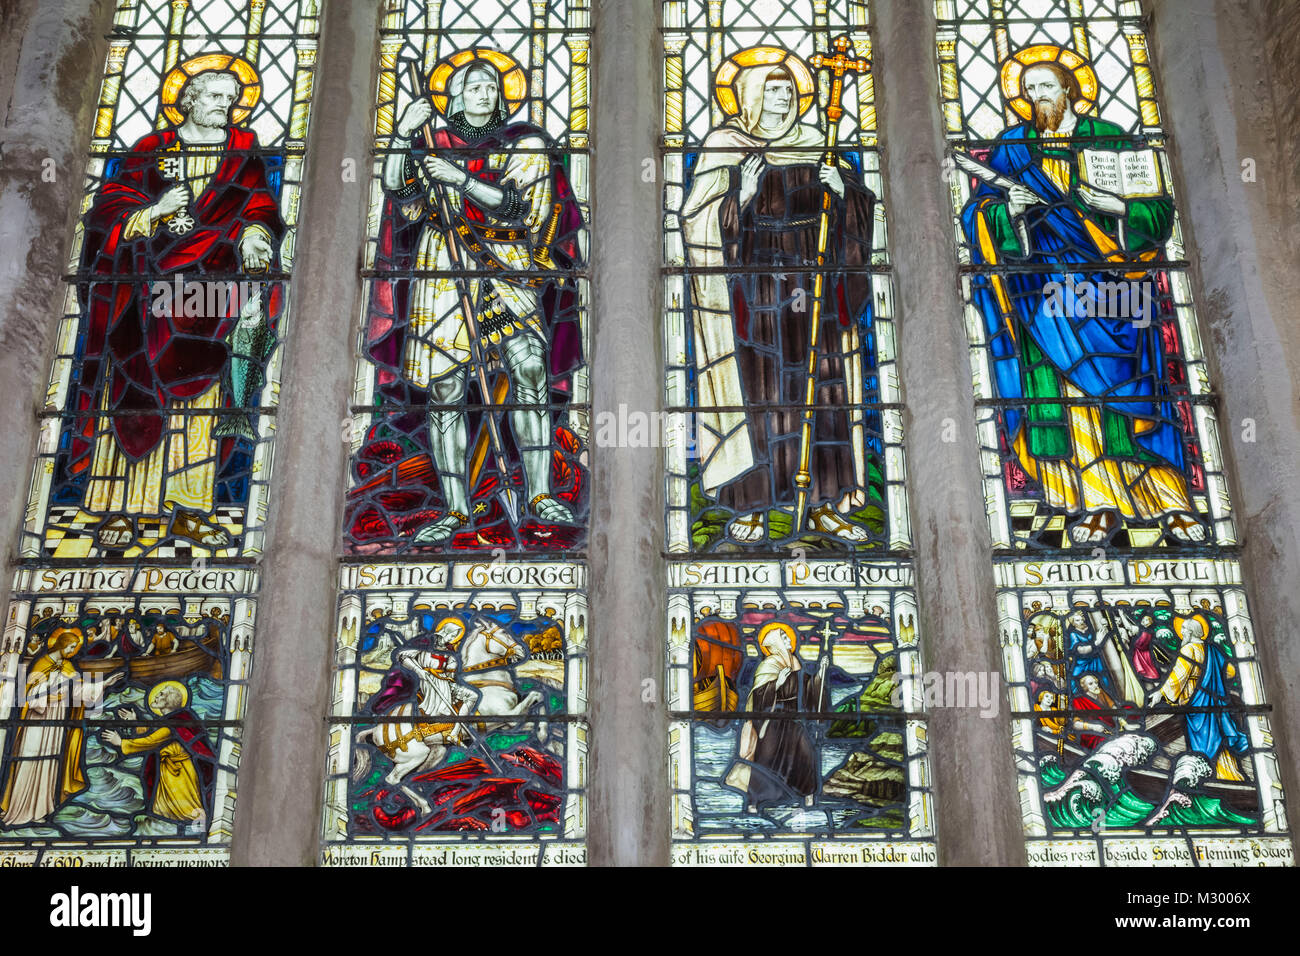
[793,35,871,534]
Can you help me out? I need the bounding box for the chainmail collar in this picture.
[447,110,505,144]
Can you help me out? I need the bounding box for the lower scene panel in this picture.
[0,565,257,866]
[997,556,1294,866]
[667,559,936,866]
[321,560,587,866]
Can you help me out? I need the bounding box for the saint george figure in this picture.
[370,618,476,726]
[1,628,123,827]
[724,622,829,812]
[1147,617,1249,782]
[960,51,1202,545]
[680,49,877,546]
[73,63,284,550]
[371,50,584,545]
[102,680,216,829]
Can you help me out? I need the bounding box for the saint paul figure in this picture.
[958,47,1202,546]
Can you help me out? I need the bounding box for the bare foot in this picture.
[96,515,135,549]
[1165,512,1206,543]
[1068,511,1118,544]
[727,512,765,543]
[168,508,230,547]
[806,504,870,543]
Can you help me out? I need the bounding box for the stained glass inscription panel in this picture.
[666,559,935,866]
[0,566,257,865]
[997,557,1292,866]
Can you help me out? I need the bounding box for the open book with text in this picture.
[1079,147,1165,199]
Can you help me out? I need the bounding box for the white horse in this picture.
[352,644,472,815]
[457,616,545,741]
[352,617,547,816]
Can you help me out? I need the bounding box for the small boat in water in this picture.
[692,620,742,715]
[77,620,224,683]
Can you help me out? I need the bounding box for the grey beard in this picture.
[189,109,229,129]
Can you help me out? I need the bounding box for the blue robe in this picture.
[959,118,1182,472]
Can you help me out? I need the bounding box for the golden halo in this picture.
[433,615,466,648]
[756,621,798,657]
[1173,613,1211,642]
[46,626,84,656]
[428,48,528,119]
[160,53,261,127]
[148,680,189,715]
[1000,45,1099,122]
[715,46,816,120]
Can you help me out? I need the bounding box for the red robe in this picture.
[1071,691,1126,751]
[72,126,285,468]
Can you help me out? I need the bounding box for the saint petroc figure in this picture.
[724,622,829,812]
[103,680,216,830]
[959,48,1202,546]
[367,48,585,547]
[1,628,124,827]
[680,46,878,547]
[71,55,284,551]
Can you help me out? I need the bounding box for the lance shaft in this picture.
[793,37,870,534]
[407,62,519,526]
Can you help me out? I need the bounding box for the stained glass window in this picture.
[1,0,319,864]
[662,0,935,866]
[937,0,1291,865]
[322,0,592,865]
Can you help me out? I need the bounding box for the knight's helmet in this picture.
[429,615,467,652]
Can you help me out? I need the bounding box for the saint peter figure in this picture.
[103,680,216,830]
[368,50,584,546]
[72,62,284,550]
[960,49,1202,545]
[680,48,878,547]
